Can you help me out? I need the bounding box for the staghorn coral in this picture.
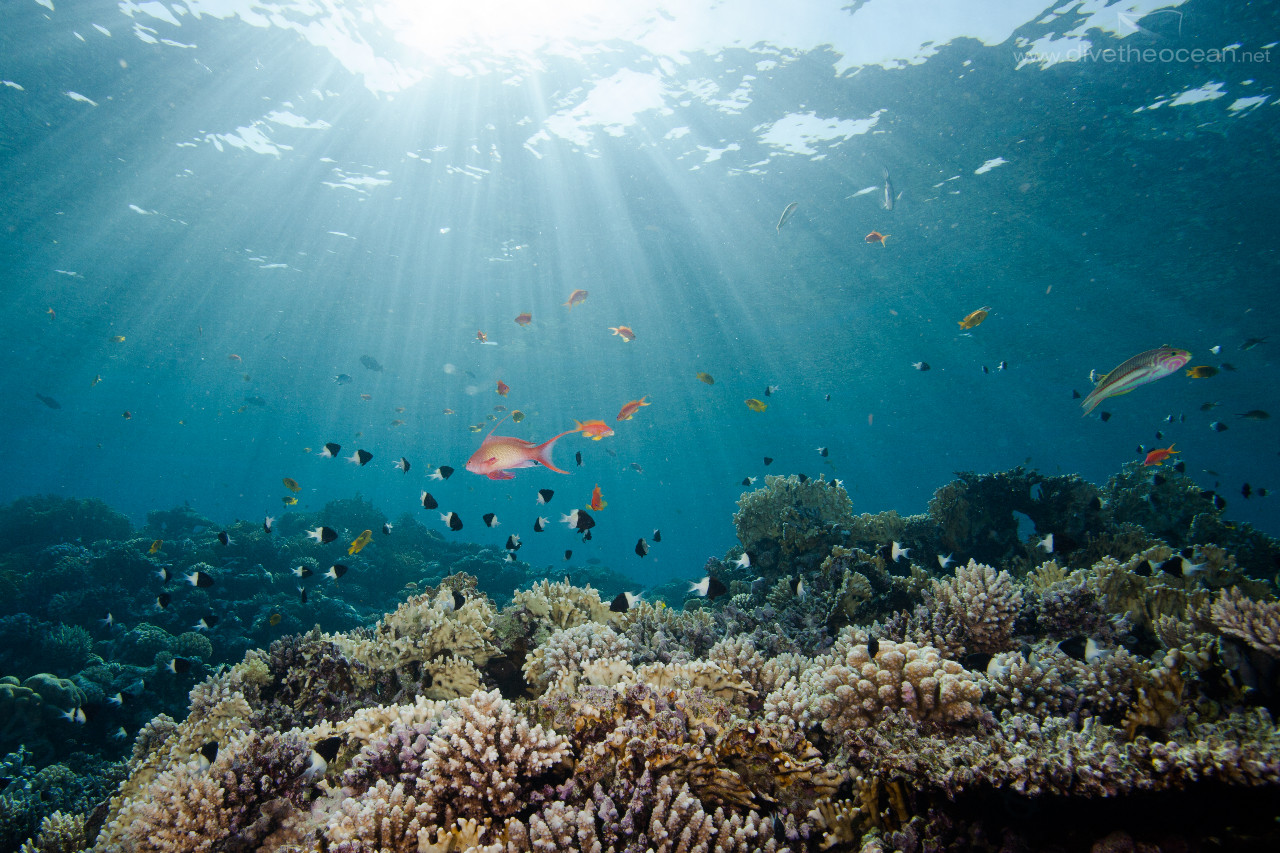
[1210,586,1280,658]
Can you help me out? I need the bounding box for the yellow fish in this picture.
[283,477,302,493]
[958,306,991,330]
[348,529,373,556]
[282,496,298,505]
[697,372,715,385]
[148,539,163,554]
[745,398,768,412]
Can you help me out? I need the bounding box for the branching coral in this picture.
[96,728,313,852]
[522,622,633,694]
[510,579,615,636]
[895,560,1023,658]
[1210,586,1280,658]
[764,633,983,746]
[733,475,853,570]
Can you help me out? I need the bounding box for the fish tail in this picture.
[535,429,578,474]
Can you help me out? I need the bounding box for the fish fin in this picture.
[482,414,510,441]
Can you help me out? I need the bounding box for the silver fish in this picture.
[776,202,798,232]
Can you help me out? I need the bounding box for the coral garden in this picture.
[2,465,1280,853]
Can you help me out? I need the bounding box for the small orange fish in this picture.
[515,312,533,326]
[564,289,589,309]
[228,354,242,362]
[587,484,607,511]
[865,231,889,246]
[496,380,510,397]
[283,477,302,493]
[617,396,650,421]
[958,307,991,330]
[1143,444,1179,467]
[745,398,767,412]
[148,539,163,554]
[610,325,636,342]
[348,529,373,555]
[575,419,615,440]
[476,330,488,343]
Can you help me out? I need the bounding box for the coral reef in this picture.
[733,475,854,572]
[3,466,1280,851]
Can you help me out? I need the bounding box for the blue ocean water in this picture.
[1,0,1276,580]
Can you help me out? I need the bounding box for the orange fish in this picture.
[496,380,510,397]
[515,312,533,326]
[610,325,636,342]
[476,330,488,343]
[465,417,578,480]
[575,419,615,440]
[587,484,607,511]
[564,289,589,309]
[616,396,650,421]
[865,231,889,246]
[1143,444,1179,467]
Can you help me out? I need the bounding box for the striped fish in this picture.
[1081,346,1191,416]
